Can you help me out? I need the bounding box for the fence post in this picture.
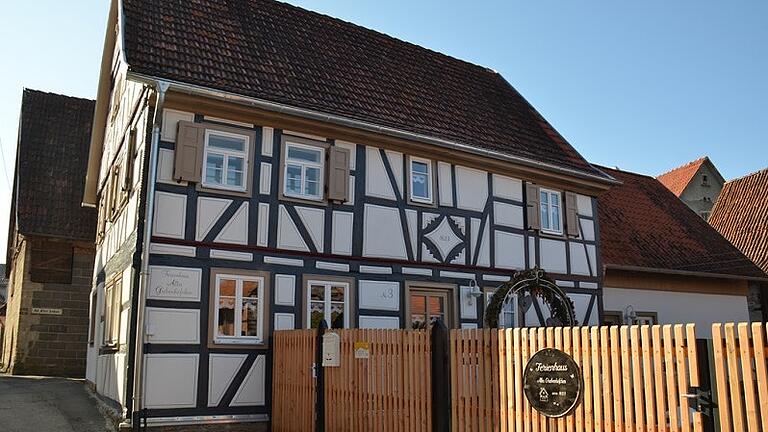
[315,320,328,432]
[431,319,451,432]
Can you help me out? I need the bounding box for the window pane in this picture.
[412,161,428,174]
[540,203,550,229]
[330,302,344,329]
[287,145,321,163]
[550,192,560,208]
[411,294,426,314]
[552,205,561,231]
[412,172,429,199]
[310,285,325,302]
[243,280,259,298]
[241,298,259,337]
[305,167,320,197]
[206,154,224,184]
[218,296,235,336]
[540,191,549,205]
[310,301,325,329]
[286,164,302,194]
[330,285,345,302]
[226,156,244,187]
[219,279,236,297]
[209,133,245,152]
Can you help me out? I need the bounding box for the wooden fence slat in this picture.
[724,323,745,432]
[581,327,593,432]
[590,326,602,432]
[651,325,667,432]
[574,325,584,432]
[621,326,635,432]
[641,325,656,431]
[674,325,690,432]
[738,323,759,432]
[711,324,731,432]
[685,325,703,432]
[515,328,524,432]
[630,325,645,432]
[498,330,508,432]
[610,326,624,432]
[564,327,575,432]
[752,323,768,432]
[556,327,566,432]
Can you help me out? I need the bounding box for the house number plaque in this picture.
[523,348,582,418]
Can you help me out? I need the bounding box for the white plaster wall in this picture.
[603,287,750,338]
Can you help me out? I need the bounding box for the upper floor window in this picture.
[409,157,433,204]
[103,274,122,347]
[284,142,325,201]
[203,130,249,192]
[214,273,265,344]
[539,188,563,235]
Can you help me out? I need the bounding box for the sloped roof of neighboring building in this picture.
[8,90,97,246]
[598,166,766,279]
[120,0,611,182]
[709,168,768,274]
[656,156,710,197]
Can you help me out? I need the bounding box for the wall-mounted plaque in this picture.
[147,266,202,301]
[523,348,582,418]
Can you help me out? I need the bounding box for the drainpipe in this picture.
[131,80,169,427]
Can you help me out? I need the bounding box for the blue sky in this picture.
[0,0,766,261]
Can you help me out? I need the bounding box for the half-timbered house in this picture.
[83,0,616,428]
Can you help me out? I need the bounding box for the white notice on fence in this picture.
[322,332,341,367]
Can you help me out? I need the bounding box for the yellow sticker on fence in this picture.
[354,341,370,359]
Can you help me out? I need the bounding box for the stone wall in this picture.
[0,235,95,377]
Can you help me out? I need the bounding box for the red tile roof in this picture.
[656,157,708,197]
[121,0,610,181]
[709,168,768,274]
[598,166,765,278]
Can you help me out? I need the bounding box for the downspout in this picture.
[131,80,169,427]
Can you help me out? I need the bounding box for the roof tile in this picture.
[121,0,608,180]
[656,157,708,197]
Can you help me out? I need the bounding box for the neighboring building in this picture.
[598,166,767,336]
[709,168,768,274]
[82,0,616,429]
[657,156,725,220]
[0,264,7,304]
[1,90,97,377]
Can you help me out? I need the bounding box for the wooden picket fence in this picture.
[272,322,768,431]
[712,322,768,432]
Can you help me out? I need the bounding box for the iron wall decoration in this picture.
[523,348,582,417]
[485,268,577,328]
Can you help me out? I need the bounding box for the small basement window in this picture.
[284,142,325,201]
[409,157,433,204]
[214,273,265,344]
[539,188,563,235]
[202,130,249,192]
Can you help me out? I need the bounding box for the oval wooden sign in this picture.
[523,348,582,418]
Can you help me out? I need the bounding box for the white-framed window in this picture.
[214,274,265,344]
[485,291,517,328]
[202,129,249,192]
[539,188,563,235]
[284,142,325,201]
[409,157,433,203]
[307,280,349,329]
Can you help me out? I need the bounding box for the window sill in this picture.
[208,339,268,350]
[195,182,252,198]
[279,193,328,207]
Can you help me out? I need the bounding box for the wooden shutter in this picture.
[122,128,136,193]
[327,146,351,202]
[173,121,205,182]
[525,183,541,230]
[565,191,580,237]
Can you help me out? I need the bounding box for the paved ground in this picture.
[0,375,114,431]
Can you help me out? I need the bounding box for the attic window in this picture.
[701,174,709,186]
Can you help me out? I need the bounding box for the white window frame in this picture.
[539,188,563,235]
[202,129,250,192]
[283,141,326,201]
[409,157,434,204]
[213,273,265,345]
[485,291,518,328]
[306,280,350,329]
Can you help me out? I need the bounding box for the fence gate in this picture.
[274,323,711,431]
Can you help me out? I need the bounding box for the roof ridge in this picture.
[724,166,768,184]
[269,0,498,75]
[23,88,95,104]
[656,156,709,179]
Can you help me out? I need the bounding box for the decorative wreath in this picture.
[484,268,577,328]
